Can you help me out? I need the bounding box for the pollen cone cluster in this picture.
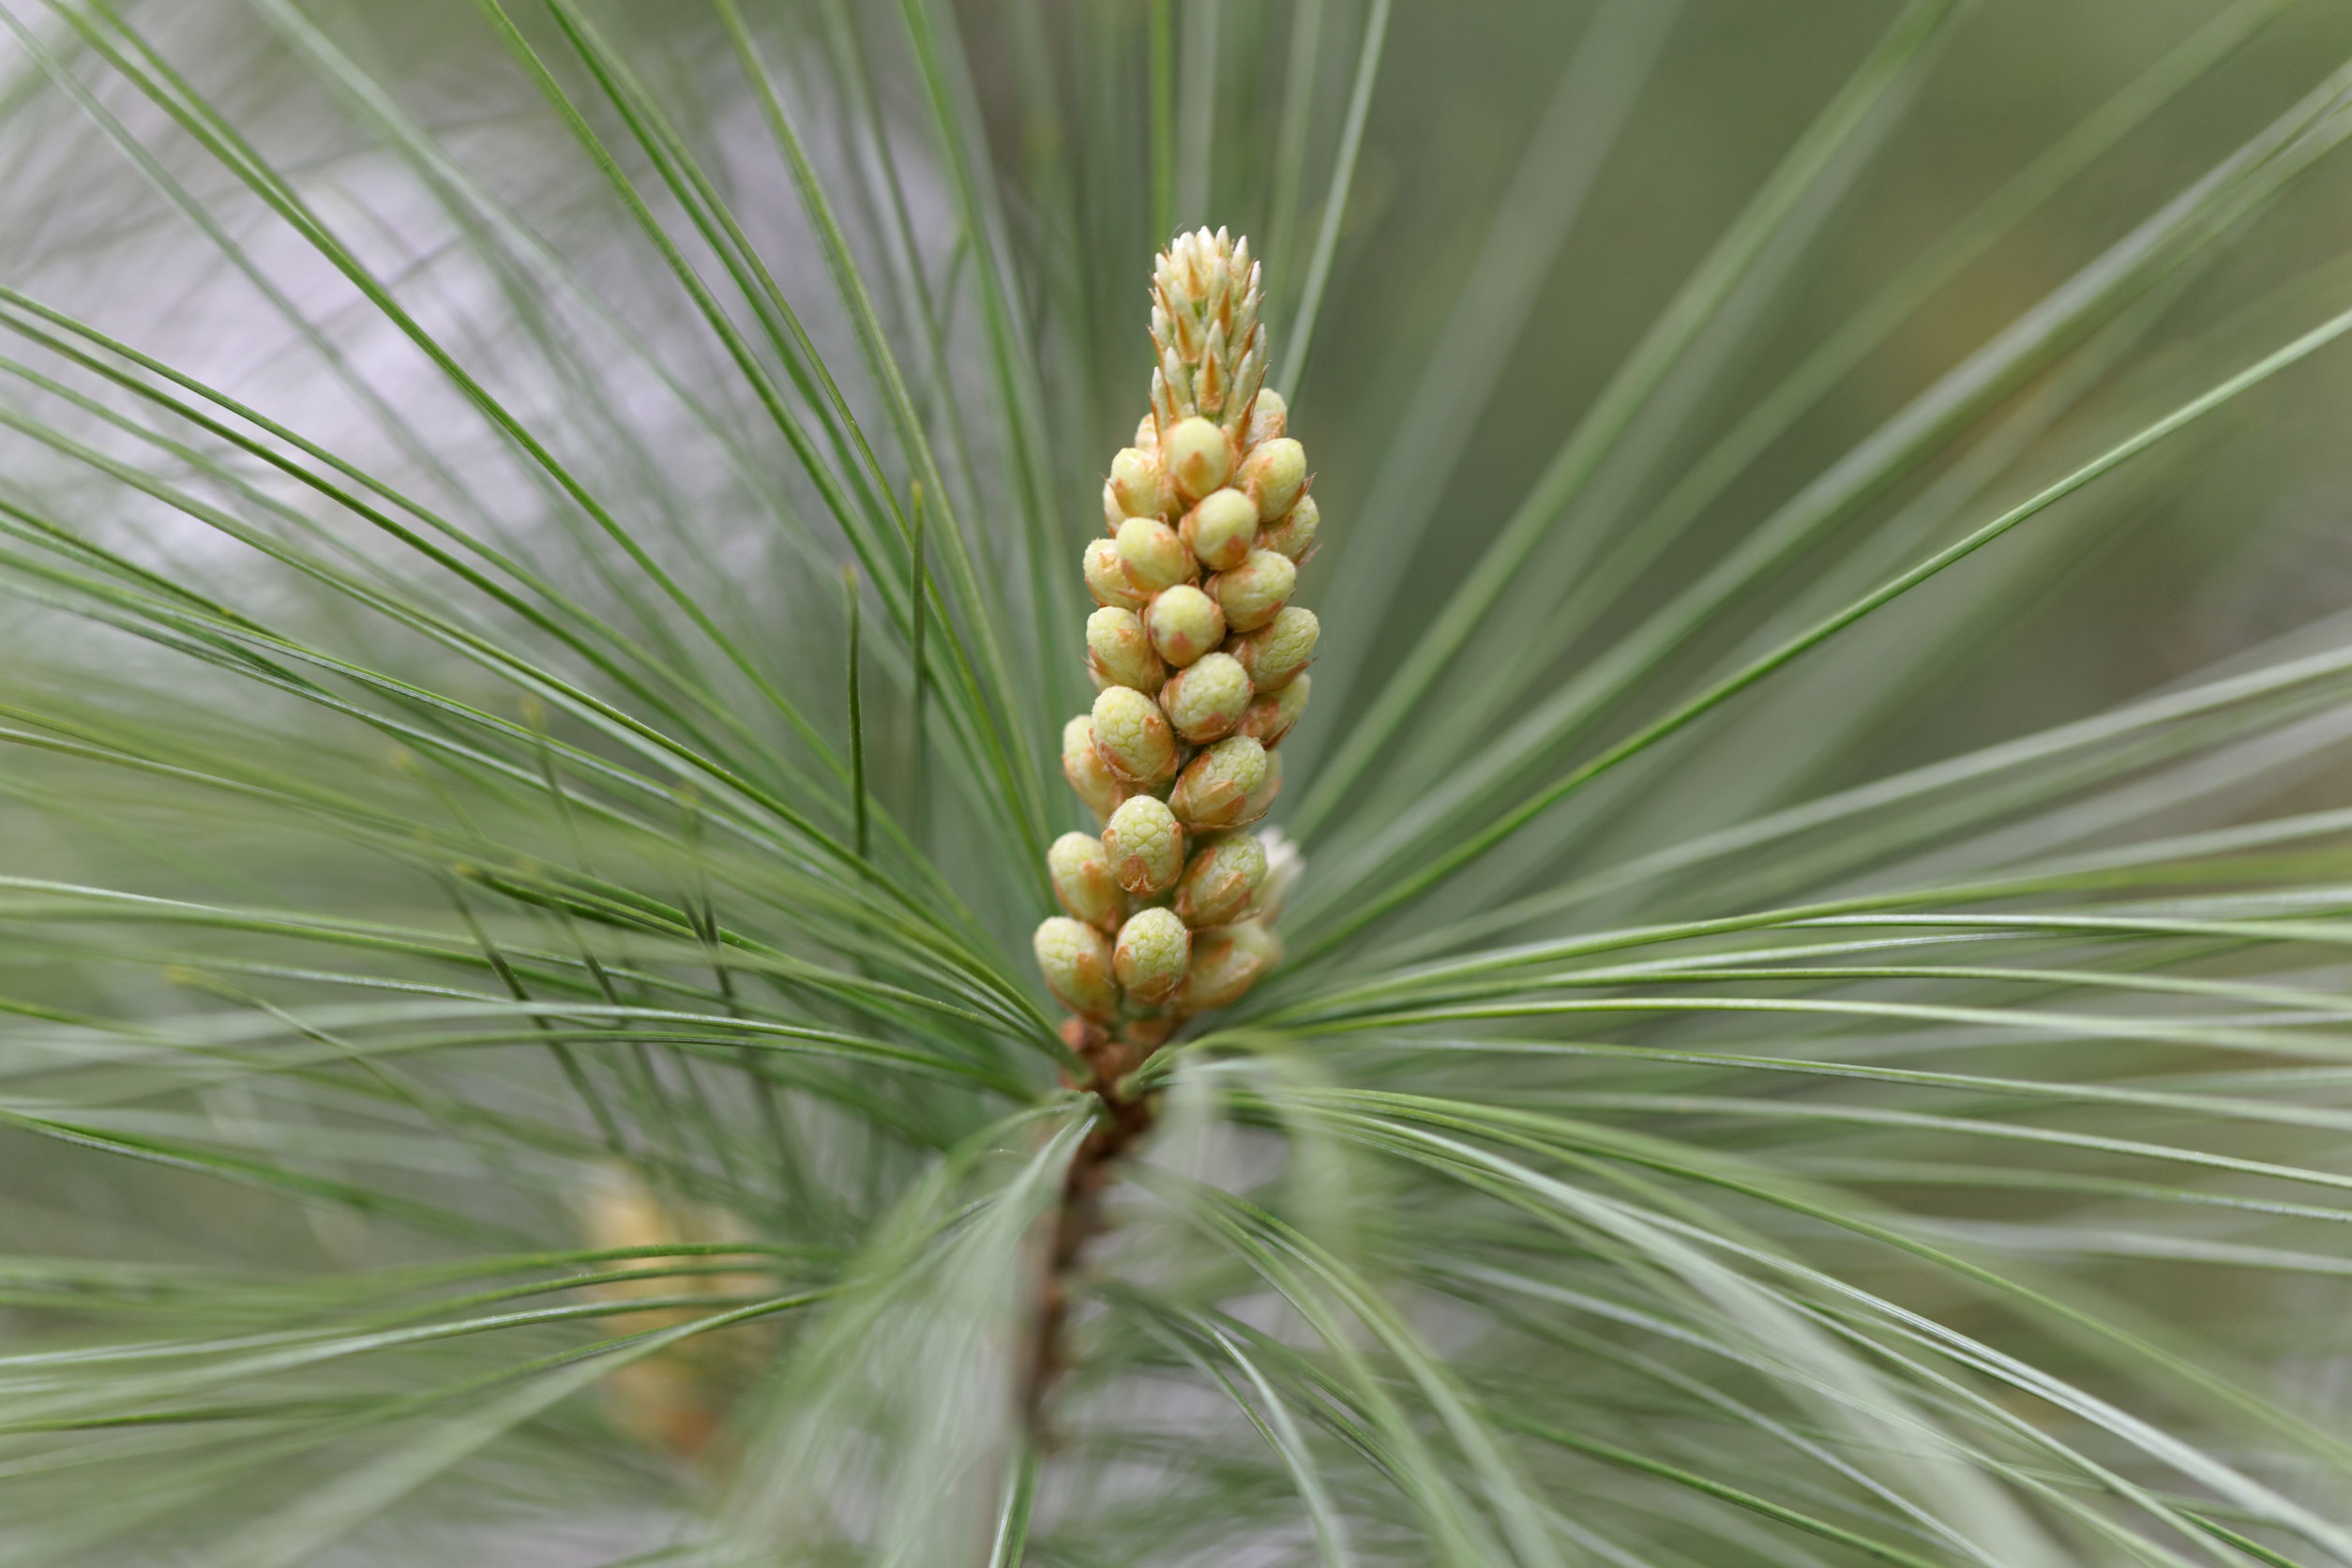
[1034,228,1317,1059]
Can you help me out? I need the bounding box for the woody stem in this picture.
[1023,1022,1158,1434]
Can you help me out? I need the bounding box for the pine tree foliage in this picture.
[3,0,2352,1562]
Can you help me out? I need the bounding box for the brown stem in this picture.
[1022,1017,1161,1436]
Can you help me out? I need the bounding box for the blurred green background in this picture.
[11,0,2352,871]
[947,0,2352,933]
[7,1,2352,1559]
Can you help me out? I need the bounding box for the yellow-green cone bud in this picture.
[1048,832,1127,932]
[1144,583,1226,667]
[1169,735,1268,831]
[1174,833,1267,928]
[1109,446,1177,520]
[1091,686,1178,789]
[1034,916,1120,1024]
[1116,515,1195,594]
[1209,549,1296,633]
[1232,746,1282,828]
[1159,651,1252,744]
[1086,606,1166,693]
[1164,415,1232,502]
[1184,919,1281,1011]
[1241,672,1309,747]
[1181,488,1259,573]
[1237,437,1306,521]
[1044,233,1316,1029]
[1102,794,1185,898]
[1230,605,1318,692]
[1243,389,1287,448]
[1084,537,1147,611]
[1062,716,1124,820]
[1259,493,1318,562]
[1113,906,1190,1005]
